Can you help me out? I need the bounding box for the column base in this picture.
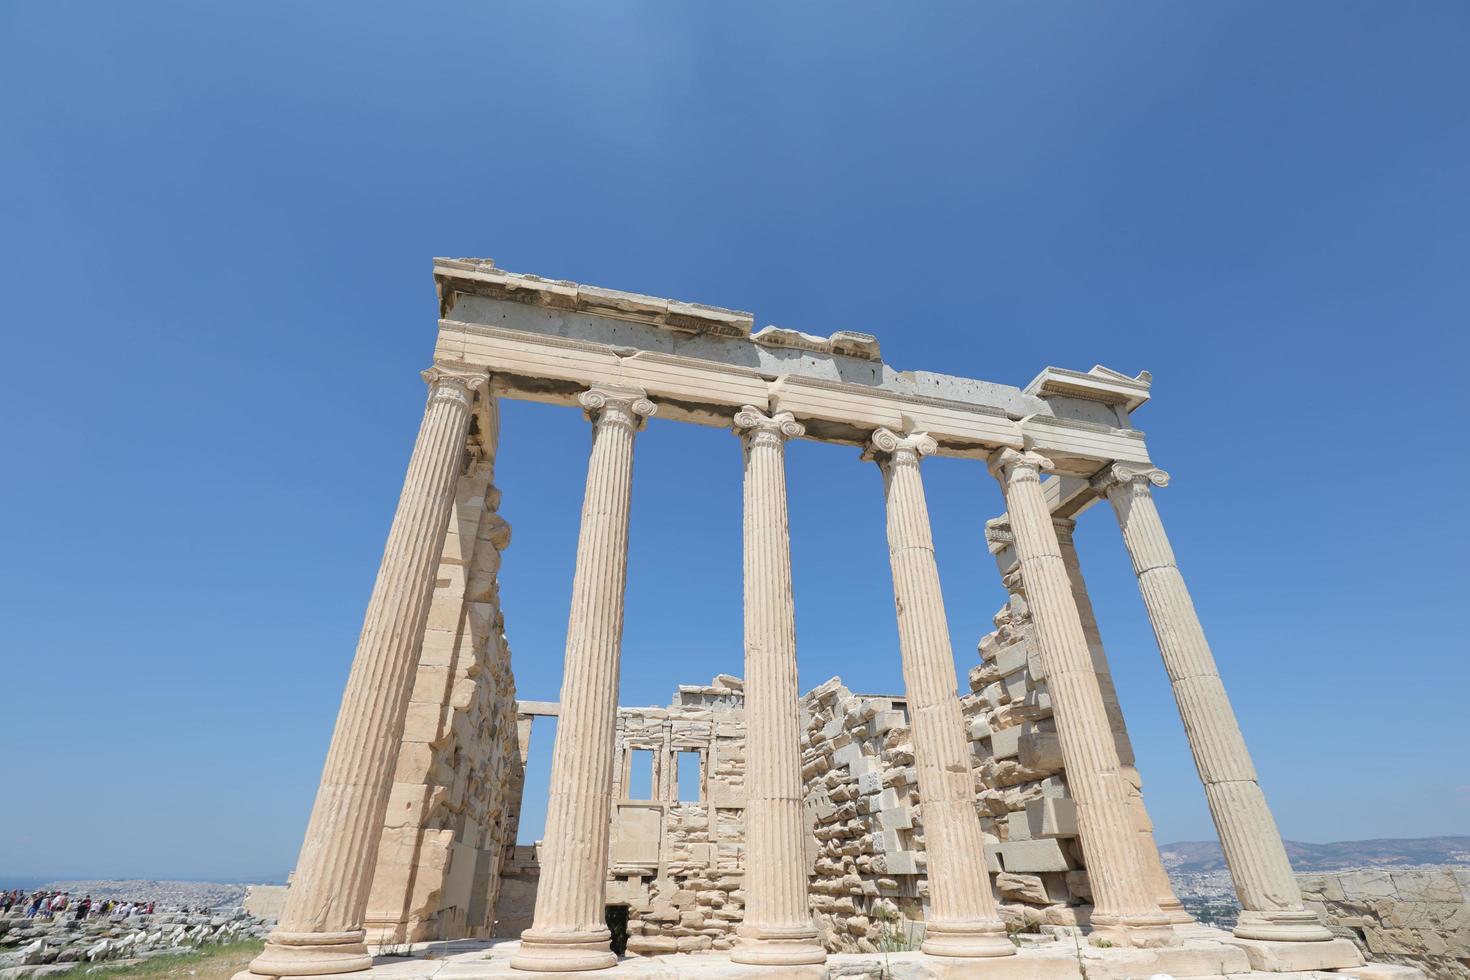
[243,930,373,978]
[1089,912,1180,948]
[730,922,827,966]
[1232,909,1335,943]
[509,928,616,973]
[1158,898,1196,926]
[920,919,1017,958]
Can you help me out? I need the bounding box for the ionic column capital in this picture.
[1051,516,1078,543]
[1090,462,1171,498]
[987,447,1054,485]
[579,387,656,430]
[421,364,488,400]
[733,406,805,443]
[864,427,937,466]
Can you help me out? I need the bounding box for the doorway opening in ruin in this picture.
[604,905,629,956]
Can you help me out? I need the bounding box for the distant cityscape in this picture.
[5,835,1467,921]
[1159,835,1470,930]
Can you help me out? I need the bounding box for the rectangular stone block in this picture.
[995,839,1076,872]
[708,782,745,809]
[610,805,662,864]
[996,642,1030,677]
[1018,731,1064,770]
[1038,775,1068,799]
[401,701,444,743]
[1002,671,1030,702]
[1222,937,1363,972]
[874,807,912,831]
[1024,796,1078,838]
[832,741,864,769]
[871,710,905,736]
[879,850,920,875]
[990,725,1023,759]
[605,878,647,905]
[1007,810,1032,842]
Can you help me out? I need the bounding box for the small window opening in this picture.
[677,750,702,802]
[627,748,655,800]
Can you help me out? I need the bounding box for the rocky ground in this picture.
[0,906,272,980]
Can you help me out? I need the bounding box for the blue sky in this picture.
[1,3,1466,883]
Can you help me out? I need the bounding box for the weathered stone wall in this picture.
[365,421,523,943]
[800,677,927,951]
[964,589,1094,928]
[1298,870,1470,980]
[493,529,1181,957]
[606,676,749,955]
[498,638,1138,954]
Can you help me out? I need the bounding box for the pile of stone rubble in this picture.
[0,908,271,980]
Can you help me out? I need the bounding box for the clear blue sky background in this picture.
[2,3,1466,884]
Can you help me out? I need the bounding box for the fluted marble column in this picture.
[989,449,1175,948]
[730,407,826,967]
[1052,518,1192,926]
[247,366,486,979]
[867,429,1015,959]
[512,388,655,973]
[1093,464,1331,943]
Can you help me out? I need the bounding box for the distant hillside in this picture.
[1160,836,1470,874]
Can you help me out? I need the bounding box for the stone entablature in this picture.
[431,259,1151,478]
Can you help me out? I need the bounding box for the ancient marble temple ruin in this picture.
[239,259,1387,980]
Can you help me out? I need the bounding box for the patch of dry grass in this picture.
[56,940,265,980]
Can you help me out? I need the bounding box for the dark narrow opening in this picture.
[604,905,629,956]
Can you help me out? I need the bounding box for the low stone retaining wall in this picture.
[1298,869,1469,980]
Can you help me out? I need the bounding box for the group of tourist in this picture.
[0,889,155,920]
